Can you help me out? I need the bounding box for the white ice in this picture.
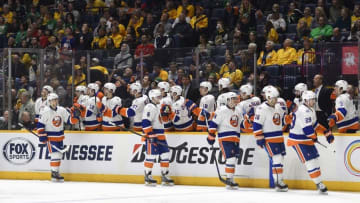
[0,180,359,203]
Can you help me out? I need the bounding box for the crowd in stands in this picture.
[0,0,358,129]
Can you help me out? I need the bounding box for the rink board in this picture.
[0,130,359,191]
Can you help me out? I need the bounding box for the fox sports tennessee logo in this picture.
[344,140,360,176]
[2,137,36,165]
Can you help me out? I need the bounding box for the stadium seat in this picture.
[285,33,296,41]
[184,56,193,66]
[288,24,297,33]
[211,8,224,20]
[215,45,226,56]
[215,55,225,66]
[265,65,280,76]
[234,56,242,66]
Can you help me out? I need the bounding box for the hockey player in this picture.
[37,93,79,182]
[35,85,53,123]
[217,78,231,108]
[80,83,102,131]
[328,80,359,133]
[119,82,149,131]
[74,85,89,106]
[167,85,200,131]
[237,84,261,133]
[142,89,174,186]
[253,86,288,192]
[284,83,308,127]
[158,81,173,131]
[208,92,243,189]
[101,82,124,131]
[288,91,334,194]
[197,81,216,131]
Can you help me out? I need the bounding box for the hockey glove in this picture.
[256,138,265,148]
[160,104,172,117]
[324,129,334,144]
[207,133,216,145]
[73,103,85,111]
[327,115,337,128]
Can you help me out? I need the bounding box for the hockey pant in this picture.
[47,141,63,172]
[264,142,286,184]
[219,141,240,179]
[144,139,170,174]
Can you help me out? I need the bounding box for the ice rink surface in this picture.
[0,180,359,203]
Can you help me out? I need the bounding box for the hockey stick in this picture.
[316,140,336,153]
[204,110,228,185]
[126,128,188,150]
[18,123,70,154]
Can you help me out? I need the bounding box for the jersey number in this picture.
[290,114,297,129]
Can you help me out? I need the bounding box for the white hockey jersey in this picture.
[333,93,359,132]
[82,96,101,130]
[35,97,49,122]
[288,104,317,146]
[77,95,89,106]
[237,96,261,116]
[209,105,243,142]
[277,97,288,116]
[253,102,285,143]
[37,106,76,142]
[142,102,166,140]
[101,96,124,130]
[120,95,149,131]
[171,96,194,131]
[197,94,216,131]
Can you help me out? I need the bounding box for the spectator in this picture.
[267,3,286,33]
[19,76,34,97]
[239,0,256,26]
[68,65,87,90]
[76,23,93,50]
[239,50,253,77]
[139,13,156,38]
[265,21,279,43]
[8,36,16,48]
[92,27,108,49]
[202,62,219,81]
[61,27,75,50]
[208,73,219,96]
[11,53,27,79]
[329,0,345,24]
[141,75,152,96]
[297,38,316,65]
[168,62,178,82]
[176,0,195,19]
[18,91,35,122]
[175,68,185,85]
[223,60,243,89]
[231,29,244,56]
[163,1,177,20]
[19,111,36,130]
[50,78,67,106]
[331,27,346,42]
[0,111,9,130]
[134,34,155,69]
[68,2,80,24]
[312,7,328,28]
[121,67,136,84]
[122,33,137,50]
[313,74,334,129]
[348,20,360,41]
[171,13,193,47]
[113,43,133,73]
[154,24,172,48]
[182,74,200,102]
[285,2,302,25]
[54,3,66,21]
[257,40,277,67]
[298,7,313,28]
[351,4,360,28]
[0,16,7,48]
[15,23,27,47]
[152,63,168,82]
[296,19,311,42]
[86,0,106,14]
[238,14,253,42]
[65,13,77,31]
[195,34,211,58]
[154,13,172,38]
[2,4,14,24]
[212,20,228,45]
[190,6,208,33]
[224,2,236,29]
[311,16,333,41]
[219,54,233,77]
[276,38,297,65]
[90,58,109,83]
[110,25,123,48]
[334,8,351,32]
[94,17,107,38]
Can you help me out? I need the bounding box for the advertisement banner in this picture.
[342,46,359,75]
[1,131,360,188]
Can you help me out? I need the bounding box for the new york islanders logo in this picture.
[230,115,239,127]
[272,113,281,125]
[52,116,62,127]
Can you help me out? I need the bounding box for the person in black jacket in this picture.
[75,23,93,50]
[182,74,200,103]
[171,13,193,47]
[313,74,334,129]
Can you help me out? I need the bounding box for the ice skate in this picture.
[275,180,288,192]
[161,171,174,186]
[51,171,64,182]
[225,178,239,190]
[144,171,157,186]
[317,182,328,195]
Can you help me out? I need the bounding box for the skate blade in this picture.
[276,187,288,192]
[145,182,157,186]
[161,182,174,186]
[318,190,328,195]
[51,178,64,183]
[226,185,239,190]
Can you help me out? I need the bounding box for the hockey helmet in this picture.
[218,78,230,90]
[43,85,54,93]
[148,89,162,103]
[158,81,170,93]
[335,80,348,93]
[170,85,182,97]
[240,84,253,97]
[294,83,308,96]
[104,82,116,93]
[87,83,99,93]
[200,81,212,92]
[130,82,142,94]
[75,85,87,93]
